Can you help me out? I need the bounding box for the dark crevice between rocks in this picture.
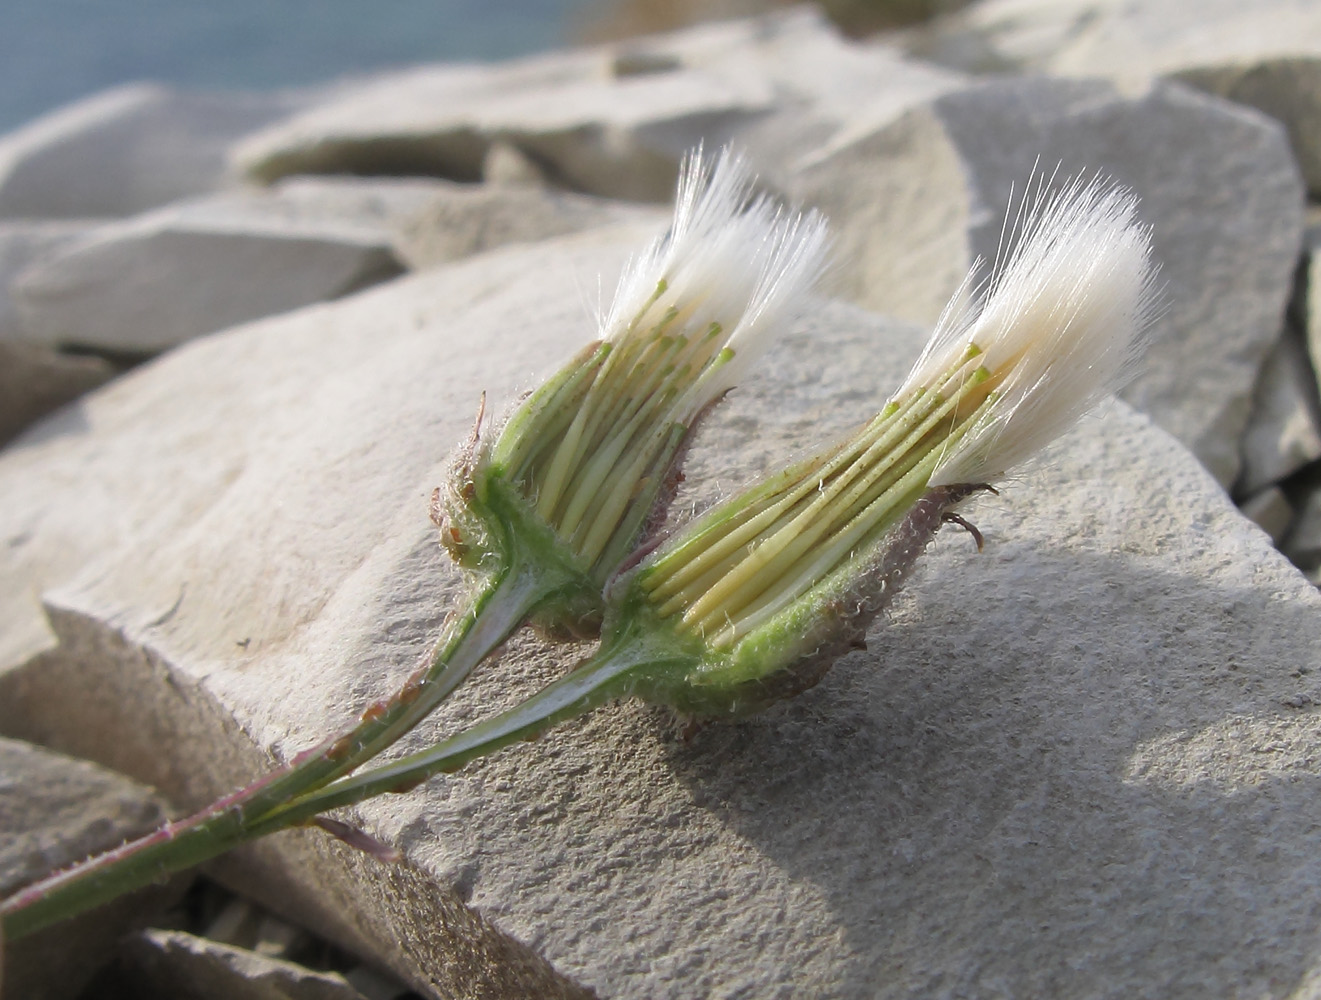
[78,876,426,1000]
[1234,211,1321,582]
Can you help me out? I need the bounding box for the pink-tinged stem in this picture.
[0,563,552,941]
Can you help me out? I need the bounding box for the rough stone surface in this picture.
[1284,485,1321,581]
[118,929,368,1000]
[0,83,306,220]
[1237,321,1321,497]
[1241,486,1294,547]
[0,342,116,445]
[910,0,1321,83]
[791,75,1305,486]
[233,10,963,201]
[393,183,665,270]
[10,176,450,353]
[0,220,101,334]
[1177,59,1321,198]
[0,221,118,439]
[0,739,165,899]
[1303,220,1321,406]
[232,52,773,202]
[0,737,177,1000]
[4,224,1321,998]
[481,138,555,187]
[911,0,1321,196]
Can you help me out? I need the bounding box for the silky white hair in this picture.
[899,172,1159,487]
[600,146,832,420]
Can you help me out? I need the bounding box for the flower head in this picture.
[603,173,1158,717]
[910,174,1157,487]
[436,147,830,634]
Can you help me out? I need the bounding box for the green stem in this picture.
[252,627,689,833]
[0,623,685,941]
[0,555,572,941]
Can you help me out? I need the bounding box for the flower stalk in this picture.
[1,172,1151,944]
[0,147,828,940]
[244,171,1158,811]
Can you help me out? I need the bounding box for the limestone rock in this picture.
[911,0,1321,83]
[1176,59,1321,197]
[0,221,120,440]
[911,0,1321,194]
[791,75,1305,486]
[1240,486,1294,547]
[1284,483,1321,581]
[1236,321,1321,498]
[1302,219,1321,402]
[481,139,555,187]
[118,929,368,1000]
[623,8,967,186]
[234,9,963,201]
[0,737,177,1000]
[0,83,306,220]
[0,342,116,445]
[0,220,101,334]
[3,225,1321,997]
[0,226,666,999]
[10,176,451,353]
[393,183,665,270]
[232,52,774,203]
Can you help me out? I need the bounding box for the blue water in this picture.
[0,0,600,133]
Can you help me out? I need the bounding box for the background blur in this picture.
[0,0,963,134]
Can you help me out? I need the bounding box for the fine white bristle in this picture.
[601,147,831,418]
[908,173,1159,487]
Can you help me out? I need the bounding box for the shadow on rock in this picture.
[657,544,1321,998]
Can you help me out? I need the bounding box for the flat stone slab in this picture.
[0,83,306,219]
[0,737,176,999]
[791,75,1305,486]
[913,0,1321,194]
[914,0,1321,82]
[0,221,120,439]
[392,182,665,270]
[1236,322,1321,498]
[233,9,963,202]
[0,220,101,333]
[1177,58,1321,197]
[0,342,115,445]
[232,51,774,203]
[4,223,1321,997]
[119,929,368,1000]
[10,176,450,353]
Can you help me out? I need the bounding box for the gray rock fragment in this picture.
[0,227,662,1000]
[1302,219,1321,402]
[232,51,774,202]
[1236,321,1321,497]
[0,740,166,902]
[792,75,1305,486]
[913,0,1321,196]
[2,225,1320,997]
[0,342,116,445]
[1240,486,1294,546]
[1284,482,1321,579]
[481,138,553,187]
[0,737,177,1000]
[0,220,102,334]
[911,0,1321,83]
[120,929,368,1000]
[1177,59,1321,197]
[11,177,452,353]
[0,83,306,219]
[393,182,665,270]
[0,221,119,439]
[233,10,963,202]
